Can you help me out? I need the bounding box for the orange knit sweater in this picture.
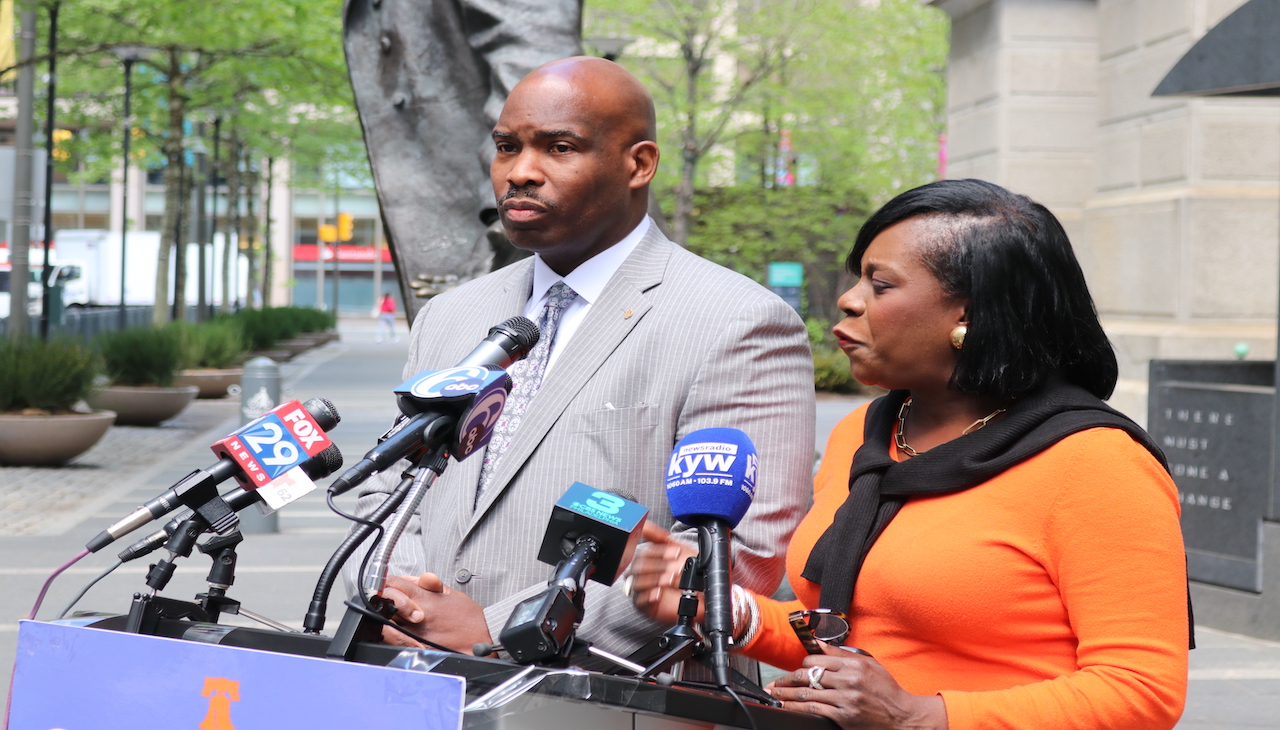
[742,403,1189,730]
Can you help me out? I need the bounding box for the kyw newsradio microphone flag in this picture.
[665,427,758,689]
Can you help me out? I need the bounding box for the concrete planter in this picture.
[174,368,243,399]
[0,410,117,466]
[85,385,199,426]
[278,338,315,358]
[301,330,339,346]
[244,350,290,363]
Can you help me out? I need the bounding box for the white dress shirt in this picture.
[523,216,651,375]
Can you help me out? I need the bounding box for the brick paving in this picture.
[0,401,240,536]
[0,341,343,537]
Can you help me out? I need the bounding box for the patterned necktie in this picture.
[476,281,579,499]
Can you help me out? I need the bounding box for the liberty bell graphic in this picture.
[200,677,240,730]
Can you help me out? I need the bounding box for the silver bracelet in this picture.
[730,584,762,648]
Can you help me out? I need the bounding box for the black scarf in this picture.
[800,377,1194,648]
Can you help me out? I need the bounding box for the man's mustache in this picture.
[499,186,556,208]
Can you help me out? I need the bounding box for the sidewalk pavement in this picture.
[1,315,1277,726]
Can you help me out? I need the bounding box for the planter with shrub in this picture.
[235,307,337,360]
[86,326,198,426]
[172,320,247,398]
[0,338,115,466]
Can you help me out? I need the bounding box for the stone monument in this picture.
[342,0,583,319]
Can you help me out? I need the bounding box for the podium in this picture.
[10,618,837,730]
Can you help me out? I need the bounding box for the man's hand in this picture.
[379,572,494,654]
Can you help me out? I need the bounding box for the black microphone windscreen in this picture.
[494,316,539,351]
[303,397,341,431]
[302,444,344,480]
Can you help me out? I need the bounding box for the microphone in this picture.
[118,444,344,563]
[500,483,649,664]
[665,428,758,688]
[86,398,341,553]
[327,317,538,496]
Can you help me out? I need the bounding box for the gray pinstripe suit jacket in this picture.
[346,224,815,657]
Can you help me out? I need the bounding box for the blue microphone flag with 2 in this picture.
[665,427,758,528]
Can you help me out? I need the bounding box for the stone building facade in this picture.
[931,0,1280,423]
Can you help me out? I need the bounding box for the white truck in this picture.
[53,229,247,308]
[0,249,80,319]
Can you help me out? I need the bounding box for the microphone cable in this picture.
[26,548,89,620]
[323,487,459,655]
[55,559,124,620]
[724,685,759,730]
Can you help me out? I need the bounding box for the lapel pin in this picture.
[623,308,633,319]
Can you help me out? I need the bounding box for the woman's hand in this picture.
[768,643,947,730]
[625,521,700,624]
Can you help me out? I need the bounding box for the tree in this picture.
[586,0,948,319]
[27,0,351,323]
[586,0,816,244]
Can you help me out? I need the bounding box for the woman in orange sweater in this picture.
[630,179,1190,729]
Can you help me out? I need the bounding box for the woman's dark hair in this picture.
[847,178,1117,400]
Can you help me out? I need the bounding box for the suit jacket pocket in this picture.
[573,403,658,434]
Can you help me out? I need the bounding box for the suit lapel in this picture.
[451,262,535,527]
[465,228,673,531]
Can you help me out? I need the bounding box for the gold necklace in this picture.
[894,396,1007,457]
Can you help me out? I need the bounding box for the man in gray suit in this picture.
[354,57,814,659]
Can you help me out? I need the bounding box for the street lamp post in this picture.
[111,45,151,330]
[209,116,221,315]
[193,125,208,321]
[39,2,60,340]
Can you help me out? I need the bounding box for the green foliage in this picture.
[171,320,248,370]
[0,338,99,413]
[587,0,949,207]
[231,306,332,350]
[97,326,182,386]
[678,185,867,321]
[805,316,866,394]
[813,346,862,394]
[285,306,337,333]
[42,0,355,183]
[738,0,950,206]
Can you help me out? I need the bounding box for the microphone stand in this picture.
[614,557,702,680]
[617,559,780,707]
[324,447,448,661]
[124,515,215,634]
[303,416,455,635]
[499,534,599,665]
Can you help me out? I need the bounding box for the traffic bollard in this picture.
[238,356,280,534]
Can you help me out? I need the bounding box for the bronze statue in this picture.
[343,0,583,319]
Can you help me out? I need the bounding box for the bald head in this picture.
[516,56,657,147]
[490,56,661,275]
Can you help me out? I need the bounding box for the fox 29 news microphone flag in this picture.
[85,398,341,553]
[209,400,335,511]
[665,427,759,688]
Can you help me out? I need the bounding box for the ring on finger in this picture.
[620,575,634,598]
[807,665,825,689]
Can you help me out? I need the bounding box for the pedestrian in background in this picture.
[376,293,399,343]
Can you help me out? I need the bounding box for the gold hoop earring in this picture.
[950,325,967,350]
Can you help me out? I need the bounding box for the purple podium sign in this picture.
[9,621,464,730]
